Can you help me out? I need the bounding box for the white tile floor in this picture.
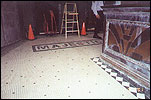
[1,33,138,99]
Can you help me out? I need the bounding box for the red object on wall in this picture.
[42,10,57,34]
[43,14,49,32]
[50,10,57,33]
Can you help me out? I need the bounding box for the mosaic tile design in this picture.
[1,33,138,99]
[32,39,102,52]
[91,57,150,99]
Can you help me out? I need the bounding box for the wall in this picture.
[20,1,36,36]
[1,1,22,47]
[34,1,59,34]
[121,1,150,6]
[25,1,91,33]
[1,1,92,48]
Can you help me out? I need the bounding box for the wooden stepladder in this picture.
[60,3,80,39]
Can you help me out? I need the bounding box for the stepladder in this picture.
[60,3,80,39]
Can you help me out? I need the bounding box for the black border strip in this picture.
[32,39,102,52]
[91,57,150,99]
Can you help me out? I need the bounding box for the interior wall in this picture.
[1,1,93,48]
[121,1,150,6]
[21,1,92,34]
[20,1,36,36]
[34,1,92,33]
[34,1,59,34]
[1,1,22,48]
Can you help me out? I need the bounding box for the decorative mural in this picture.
[100,3,150,97]
[103,19,150,89]
[107,20,150,64]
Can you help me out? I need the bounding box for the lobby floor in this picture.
[1,32,138,99]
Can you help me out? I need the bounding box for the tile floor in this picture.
[1,33,138,99]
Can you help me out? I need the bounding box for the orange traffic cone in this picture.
[28,24,35,40]
[81,22,86,35]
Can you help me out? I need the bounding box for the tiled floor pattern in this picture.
[32,39,102,52]
[91,57,150,99]
[1,33,138,99]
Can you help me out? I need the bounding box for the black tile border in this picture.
[32,39,102,52]
[91,57,150,99]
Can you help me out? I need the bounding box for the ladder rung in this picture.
[64,12,75,14]
[67,30,79,32]
[65,11,75,13]
[62,19,74,21]
[66,21,77,23]
[68,13,78,15]
[62,27,73,28]
[65,3,76,4]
